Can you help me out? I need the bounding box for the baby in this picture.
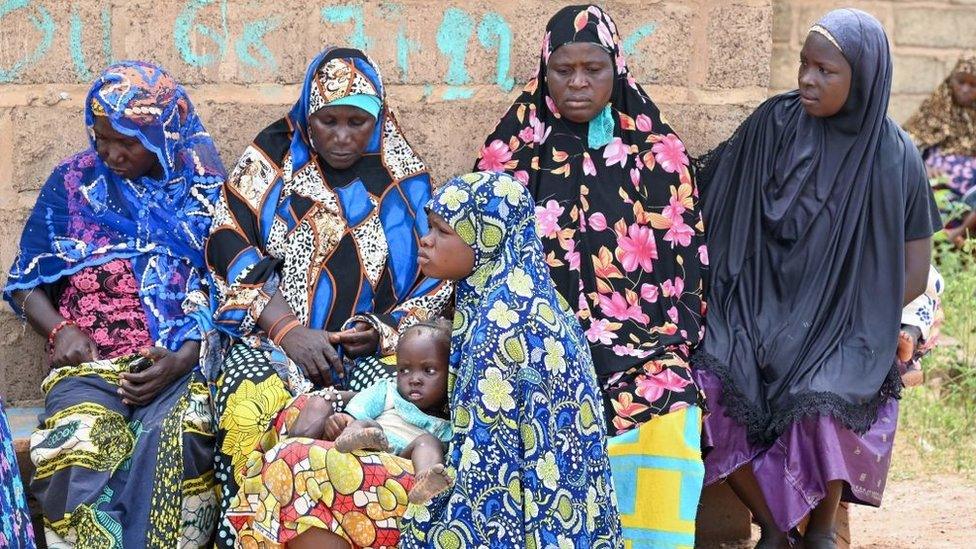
[897,265,943,387]
[292,319,453,504]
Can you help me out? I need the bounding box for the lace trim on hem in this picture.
[690,349,902,444]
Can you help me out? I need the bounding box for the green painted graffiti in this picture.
[0,0,55,83]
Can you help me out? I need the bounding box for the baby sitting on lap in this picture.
[292,319,453,504]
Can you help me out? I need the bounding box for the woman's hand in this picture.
[118,341,200,406]
[323,412,355,441]
[331,321,379,359]
[51,325,98,368]
[280,326,345,386]
[288,395,335,439]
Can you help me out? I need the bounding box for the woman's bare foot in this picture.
[335,427,390,453]
[755,526,791,549]
[408,464,452,504]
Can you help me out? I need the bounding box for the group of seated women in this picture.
[0,5,961,549]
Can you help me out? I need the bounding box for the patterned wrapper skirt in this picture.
[225,394,415,548]
[225,392,701,549]
[695,368,898,533]
[608,405,704,549]
[30,357,218,548]
[2,401,36,548]
[213,343,396,548]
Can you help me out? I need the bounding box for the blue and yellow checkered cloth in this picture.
[608,406,704,549]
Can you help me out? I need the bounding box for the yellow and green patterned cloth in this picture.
[30,357,217,548]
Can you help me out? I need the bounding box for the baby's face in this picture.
[396,332,449,412]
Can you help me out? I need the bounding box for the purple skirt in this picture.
[695,369,898,532]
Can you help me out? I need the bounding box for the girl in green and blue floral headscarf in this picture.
[399,171,621,548]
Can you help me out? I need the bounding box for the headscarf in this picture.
[405,171,618,547]
[436,172,598,384]
[475,5,706,384]
[904,55,976,157]
[695,9,940,443]
[4,61,225,350]
[206,48,447,391]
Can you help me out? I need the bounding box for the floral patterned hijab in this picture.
[475,5,706,383]
[5,61,224,350]
[406,171,619,545]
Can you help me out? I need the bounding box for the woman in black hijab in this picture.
[694,9,939,548]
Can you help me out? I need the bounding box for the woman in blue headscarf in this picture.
[4,61,225,548]
[694,10,940,548]
[207,47,452,547]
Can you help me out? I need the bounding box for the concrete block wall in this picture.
[772,0,976,122]
[2,0,774,403]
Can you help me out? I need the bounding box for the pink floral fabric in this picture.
[57,258,153,360]
[475,4,704,434]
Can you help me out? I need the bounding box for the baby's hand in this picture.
[897,325,922,362]
[324,413,355,441]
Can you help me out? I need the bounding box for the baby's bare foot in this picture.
[408,464,452,504]
[897,331,916,362]
[335,428,390,453]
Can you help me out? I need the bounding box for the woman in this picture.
[1,400,35,548]
[399,171,621,547]
[474,5,707,547]
[3,61,224,548]
[694,10,939,548]
[904,55,976,243]
[207,47,452,547]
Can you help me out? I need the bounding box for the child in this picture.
[291,319,453,504]
[897,265,944,387]
[398,171,621,548]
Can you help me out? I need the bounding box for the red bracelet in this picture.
[48,320,76,349]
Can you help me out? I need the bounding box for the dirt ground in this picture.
[703,473,976,548]
[848,474,976,548]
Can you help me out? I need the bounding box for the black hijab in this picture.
[475,5,706,379]
[695,9,939,443]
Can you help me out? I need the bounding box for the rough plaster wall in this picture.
[0,0,772,403]
[772,0,976,122]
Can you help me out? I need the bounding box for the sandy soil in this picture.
[701,473,976,548]
[849,474,976,548]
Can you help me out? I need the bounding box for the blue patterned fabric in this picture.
[399,172,621,548]
[206,47,451,364]
[207,48,453,548]
[1,402,35,549]
[3,61,225,351]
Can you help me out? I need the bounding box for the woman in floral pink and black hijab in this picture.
[476,4,706,438]
[475,6,708,546]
